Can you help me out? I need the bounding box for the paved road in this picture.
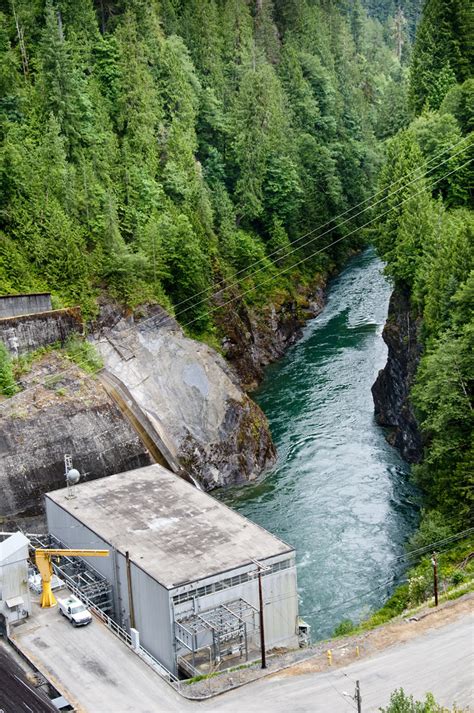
[10,599,185,713]
[10,600,473,712]
[205,612,474,713]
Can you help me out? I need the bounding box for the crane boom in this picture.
[35,548,109,608]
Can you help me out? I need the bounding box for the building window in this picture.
[172,558,294,606]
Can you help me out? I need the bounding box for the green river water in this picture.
[221,248,419,640]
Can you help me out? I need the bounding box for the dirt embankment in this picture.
[277,593,474,678]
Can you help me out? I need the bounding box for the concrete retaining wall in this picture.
[0,308,83,357]
[0,294,52,318]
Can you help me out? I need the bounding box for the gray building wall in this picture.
[0,307,83,357]
[45,498,298,675]
[0,294,52,319]
[172,555,299,656]
[129,563,174,672]
[45,498,174,672]
[0,534,31,628]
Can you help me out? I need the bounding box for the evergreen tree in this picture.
[0,0,416,325]
[409,0,472,114]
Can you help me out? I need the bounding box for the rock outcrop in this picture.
[91,306,276,490]
[0,353,151,525]
[215,278,326,390]
[371,285,423,463]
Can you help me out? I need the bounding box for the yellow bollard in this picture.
[327,649,332,666]
[356,646,360,658]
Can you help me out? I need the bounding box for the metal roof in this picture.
[0,532,29,564]
[46,464,293,589]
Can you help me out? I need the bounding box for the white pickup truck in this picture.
[58,595,92,627]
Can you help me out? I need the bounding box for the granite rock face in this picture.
[215,280,326,390]
[91,306,276,490]
[371,286,423,463]
[0,354,151,523]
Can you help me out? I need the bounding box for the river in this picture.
[220,248,419,640]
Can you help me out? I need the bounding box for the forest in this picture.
[373,0,472,535]
[0,1,472,535]
[1,0,422,331]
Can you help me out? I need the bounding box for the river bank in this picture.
[219,248,420,639]
[0,257,330,524]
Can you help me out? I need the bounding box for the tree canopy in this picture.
[0,0,413,332]
[374,0,473,529]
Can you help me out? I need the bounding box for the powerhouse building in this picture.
[45,464,298,676]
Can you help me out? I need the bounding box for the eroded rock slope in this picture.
[92,307,276,490]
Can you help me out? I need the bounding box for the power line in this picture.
[394,528,474,563]
[175,139,473,318]
[113,136,473,333]
[327,675,357,710]
[305,527,474,617]
[181,157,473,330]
[308,576,402,617]
[160,133,473,316]
[0,156,470,409]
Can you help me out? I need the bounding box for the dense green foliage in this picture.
[1,0,412,332]
[362,0,422,42]
[409,0,473,114]
[0,341,17,395]
[374,0,473,531]
[63,335,103,372]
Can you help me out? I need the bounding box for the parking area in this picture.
[9,592,186,713]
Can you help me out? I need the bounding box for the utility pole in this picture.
[431,552,439,606]
[250,558,270,669]
[355,680,362,713]
[258,569,266,669]
[344,680,362,711]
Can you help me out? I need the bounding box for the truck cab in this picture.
[58,596,92,627]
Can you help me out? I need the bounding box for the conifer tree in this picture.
[409,0,471,114]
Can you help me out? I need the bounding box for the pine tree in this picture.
[38,1,94,156]
[409,0,471,114]
[374,130,435,288]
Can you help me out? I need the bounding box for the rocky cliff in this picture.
[215,278,326,390]
[1,277,330,524]
[371,285,423,463]
[91,306,276,490]
[0,353,151,526]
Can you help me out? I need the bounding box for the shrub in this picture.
[408,575,428,606]
[407,511,454,553]
[0,343,18,397]
[380,688,463,712]
[450,570,465,586]
[64,337,103,373]
[333,619,355,637]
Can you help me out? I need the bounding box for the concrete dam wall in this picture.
[0,293,52,319]
[0,307,83,357]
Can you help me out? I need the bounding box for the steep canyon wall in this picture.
[372,286,423,463]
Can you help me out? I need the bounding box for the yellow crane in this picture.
[35,549,109,608]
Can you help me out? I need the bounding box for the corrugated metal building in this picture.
[45,465,299,676]
[0,532,31,630]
